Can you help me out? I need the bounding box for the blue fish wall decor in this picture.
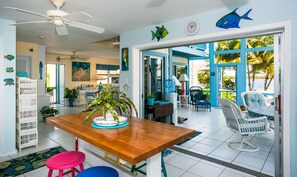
[39,61,43,80]
[216,8,252,29]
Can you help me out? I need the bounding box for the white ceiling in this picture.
[0,0,248,59]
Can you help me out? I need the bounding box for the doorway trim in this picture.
[16,54,33,79]
[130,21,291,176]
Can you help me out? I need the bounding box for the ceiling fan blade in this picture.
[68,22,105,34]
[4,6,48,18]
[77,58,90,60]
[13,20,51,25]
[146,0,166,7]
[55,25,68,35]
[65,11,93,22]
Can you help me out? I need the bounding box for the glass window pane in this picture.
[97,75,108,85]
[215,53,241,64]
[219,66,236,101]
[246,34,274,48]
[97,70,108,75]
[214,39,241,51]
[246,50,274,92]
[189,60,210,89]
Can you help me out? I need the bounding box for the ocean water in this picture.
[247,79,274,92]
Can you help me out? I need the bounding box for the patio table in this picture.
[247,106,274,120]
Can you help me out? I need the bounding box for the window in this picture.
[96,64,119,86]
[214,39,241,51]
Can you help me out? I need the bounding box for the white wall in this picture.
[120,0,297,176]
[0,19,16,156]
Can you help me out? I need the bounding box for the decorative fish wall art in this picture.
[151,25,168,41]
[6,67,14,73]
[216,8,252,29]
[39,61,43,80]
[4,54,15,61]
[4,78,14,86]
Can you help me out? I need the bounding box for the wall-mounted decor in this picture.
[4,54,14,61]
[39,61,43,80]
[6,67,14,73]
[185,20,199,36]
[216,8,252,29]
[151,25,168,41]
[72,62,90,81]
[121,48,129,71]
[4,78,14,86]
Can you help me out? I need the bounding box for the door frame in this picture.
[130,21,291,176]
[142,51,167,115]
[16,54,33,78]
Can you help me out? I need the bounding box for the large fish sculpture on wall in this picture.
[216,8,252,29]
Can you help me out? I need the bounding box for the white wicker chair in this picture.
[218,98,269,152]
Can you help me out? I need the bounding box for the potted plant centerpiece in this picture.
[40,105,59,121]
[82,85,138,125]
[147,94,155,106]
[64,87,78,107]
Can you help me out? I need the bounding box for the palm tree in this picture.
[196,35,274,93]
[247,35,274,91]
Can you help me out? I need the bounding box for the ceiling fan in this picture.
[146,0,166,7]
[4,0,105,35]
[56,51,90,62]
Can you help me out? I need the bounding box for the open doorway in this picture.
[132,24,289,175]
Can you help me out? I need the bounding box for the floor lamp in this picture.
[179,74,189,95]
[179,74,189,105]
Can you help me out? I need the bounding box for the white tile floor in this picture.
[0,105,275,177]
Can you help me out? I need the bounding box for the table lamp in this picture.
[172,75,182,87]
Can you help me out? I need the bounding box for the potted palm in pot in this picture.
[64,87,78,107]
[82,85,138,125]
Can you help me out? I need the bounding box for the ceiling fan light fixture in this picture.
[46,9,68,17]
[53,19,63,26]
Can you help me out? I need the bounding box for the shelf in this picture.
[16,77,38,151]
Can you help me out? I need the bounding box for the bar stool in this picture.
[46,151,85,177]
[76,166,119,177]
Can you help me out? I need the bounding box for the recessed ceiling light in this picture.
[39,35,45,39]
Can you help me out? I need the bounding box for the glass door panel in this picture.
[46,64,65,104]
[46,64,57,103]
[144,56,163,101]
[218,66,237,101]
[57,65,65,104]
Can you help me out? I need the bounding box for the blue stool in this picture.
[76,166,119,177]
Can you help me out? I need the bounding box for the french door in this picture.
[46,64,65,104]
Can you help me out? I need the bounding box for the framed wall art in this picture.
[72,62,90,81]
[121,48,129,71]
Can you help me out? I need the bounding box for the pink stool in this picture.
[46,151,85,177]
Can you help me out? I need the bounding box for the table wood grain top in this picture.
[46,111,195,164]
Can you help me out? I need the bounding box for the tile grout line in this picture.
[171,146,272,177]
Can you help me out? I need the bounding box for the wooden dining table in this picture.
[46,111,195,177]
